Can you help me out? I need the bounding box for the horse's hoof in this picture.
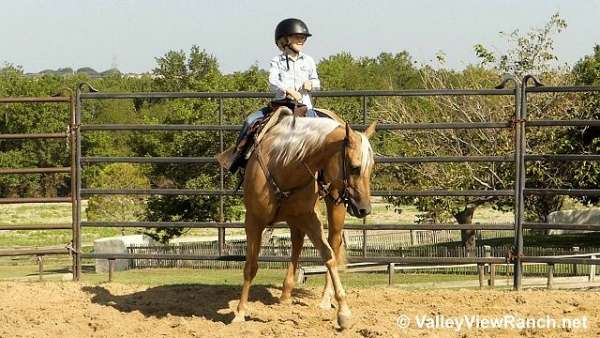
[279,295,293,304]
[232,313,246,323]
[319,298,333,310]
[337,310,353,330]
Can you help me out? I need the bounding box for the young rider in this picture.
[229,18,320,173]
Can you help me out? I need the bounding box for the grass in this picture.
[425,232,600,249]
[0,198,516,247]
[483,232,600,248]
[1,200,595,283]
[0,203,74,225]
[0,261,477,287]
[83,268,477,288]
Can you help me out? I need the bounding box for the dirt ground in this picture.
[0,282,598,338]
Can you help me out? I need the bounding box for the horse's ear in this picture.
[364,121,377,139]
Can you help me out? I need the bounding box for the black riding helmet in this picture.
[274,18,312,44]
[275,18,312,70]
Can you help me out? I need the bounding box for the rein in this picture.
[255,140,317,202]
[318,123,352,207]
[335,123,352,206]
[256,121,353,209]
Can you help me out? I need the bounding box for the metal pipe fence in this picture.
[1,77,600,290]
[0,96,77,272]
[76,83,522,285]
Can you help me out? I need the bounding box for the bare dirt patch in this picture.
[0,282,598,337]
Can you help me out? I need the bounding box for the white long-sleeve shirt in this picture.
[268,52,320,109]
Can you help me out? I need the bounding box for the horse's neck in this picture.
[306,127,346,170]
[269,127,345,188]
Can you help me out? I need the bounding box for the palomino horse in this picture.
[233,109,376,329]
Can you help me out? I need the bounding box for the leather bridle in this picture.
[257,121,355,211]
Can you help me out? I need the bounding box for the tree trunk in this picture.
[455,205,477,257]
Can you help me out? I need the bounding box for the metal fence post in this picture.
[513,76,525,290]
[218,97,225,256]
[69,91,80,281]
[362,95,368,258]
[73,86,84,281]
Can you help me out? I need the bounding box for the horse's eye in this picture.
[350,165,361,175]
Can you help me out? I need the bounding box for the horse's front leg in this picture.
[233,214,265,323]
[291,212,353,330]
[320,198,346,309]
[280,226,305,303]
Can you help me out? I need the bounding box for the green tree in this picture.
[0,64,74,197]
[86,164,150,228]
[382,13,572,253]
[133,46,262,241]
[380,66,515,254]
[474,12,567,78]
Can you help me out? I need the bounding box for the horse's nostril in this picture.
[359,208,370,216]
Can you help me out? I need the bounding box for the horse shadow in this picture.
[81,283,313,324]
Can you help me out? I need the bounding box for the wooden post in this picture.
[572,246,579,276]
[108,259,115,282]
[388,263,395,286]
[490,263,496,288]
[547,264,554,289]
[297,267,305,285]
[483,245,495,288]
[37,255,44,281]
[589,255,596,282]
[362,230,367,257]
[478,264,485,289]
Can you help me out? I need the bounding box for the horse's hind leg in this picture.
[280,226,305,303]
[233,217,264,323]
[291,213,353,330]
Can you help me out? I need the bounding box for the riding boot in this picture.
[229,149,244,174]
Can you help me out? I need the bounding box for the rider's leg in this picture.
[305,109,318,118]
[236,109,266,144]
[229,108,267,173]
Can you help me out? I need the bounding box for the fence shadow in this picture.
[81,283,312,323]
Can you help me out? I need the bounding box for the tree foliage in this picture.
[1,20,599,246]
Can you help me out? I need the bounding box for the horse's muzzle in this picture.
[346,198,371,219]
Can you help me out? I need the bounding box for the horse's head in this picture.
[325,121,377,218]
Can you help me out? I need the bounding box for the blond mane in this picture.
[268,116,374,176]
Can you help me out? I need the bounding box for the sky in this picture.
[1,0,599,74]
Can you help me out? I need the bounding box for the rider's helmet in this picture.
[275,18,312,51]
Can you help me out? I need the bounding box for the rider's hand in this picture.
[302,80,312,92]
[286,89,303,101]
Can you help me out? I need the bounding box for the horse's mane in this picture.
[358,133,374,175]
[268,115,341,167]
